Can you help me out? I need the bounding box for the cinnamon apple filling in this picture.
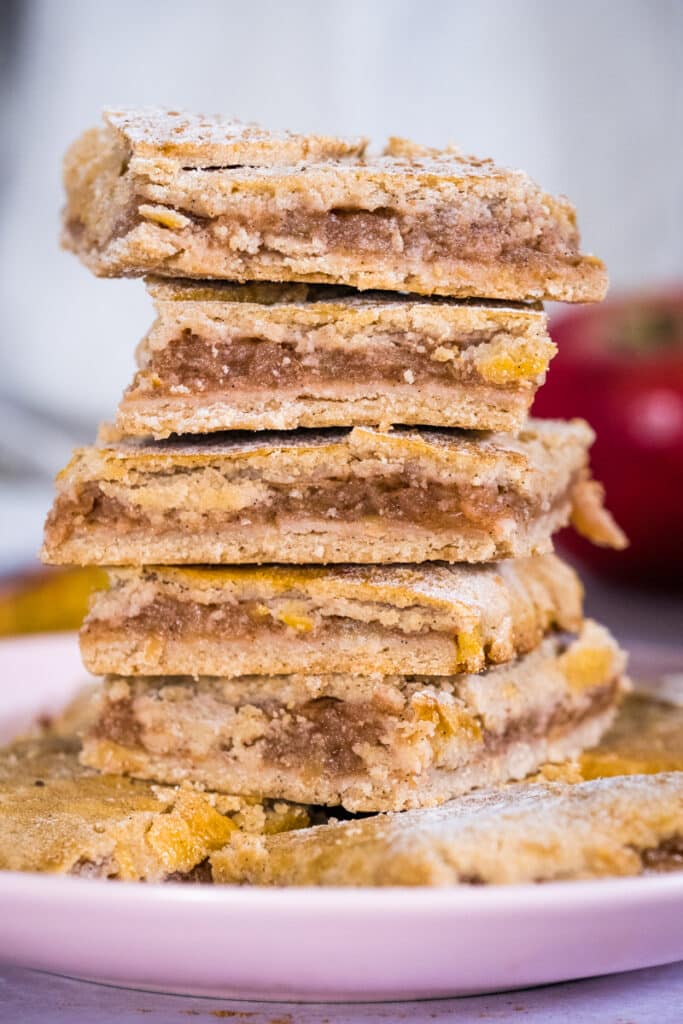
[137,331,511,395]
[92,677,619,785]
[139,196,578,264]
[84,594,429,644]
[262,681,619,779]
[45,470,554,549]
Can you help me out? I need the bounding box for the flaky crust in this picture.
[144,278,543,309]
[0,736,235,879]
[50,419,595,478]
[117,389,538,438]
[79,555,583,677]
[0,736,311,879]
[212,773,683,886]
[105,108,367,166]
[61,109,606,301]
[81,621,626,811]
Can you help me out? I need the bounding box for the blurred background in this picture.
[0,0,681,641]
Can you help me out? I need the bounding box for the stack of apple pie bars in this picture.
[40,109,640,862]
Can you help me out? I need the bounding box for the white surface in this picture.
[2,1,682,435]
[0,633,682,1002]
[0,483,54,572]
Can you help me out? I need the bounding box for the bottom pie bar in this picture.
[81,620,627,812]
[0,735,310,881]
[211,772,683,886]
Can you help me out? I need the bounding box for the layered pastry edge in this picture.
[42,420,626,566]
[119,282,555,435]
[61,109,607,302]
[78,554,584,678]
[80,619,627,811]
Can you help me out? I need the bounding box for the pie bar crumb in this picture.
[118,280,555,436]
[42,420,625,567]
[62,108,607,302]
[80,620,626,812]
[78,554,583,678]
[211,772,683,886]
[0,735,310,880]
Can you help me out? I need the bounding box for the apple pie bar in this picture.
[42,420,626,567]
[212,772,683,886]
[78,554,582,678]
[81,620,626,812]
[0,735,309,881]
[118,279,555,436]
[62,108,607,302]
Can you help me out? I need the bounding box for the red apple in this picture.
[533,289,683,588]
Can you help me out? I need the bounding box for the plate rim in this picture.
[1,866,682,913]
[1,631,682,997]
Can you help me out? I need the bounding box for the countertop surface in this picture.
[1,961,682,1022]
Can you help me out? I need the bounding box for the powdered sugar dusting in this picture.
[104,107,367,167]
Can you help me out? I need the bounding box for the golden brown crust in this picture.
[61,109,607,301]
[54,419,593,476]
[0,735,236,879]
[570,478,628,549]
[78,555,584,678]
[0,735,311,879]
[144,277,544,313]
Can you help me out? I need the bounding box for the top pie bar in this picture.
[62,108,607,302]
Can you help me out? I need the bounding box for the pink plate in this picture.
[0,632,681,1001]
